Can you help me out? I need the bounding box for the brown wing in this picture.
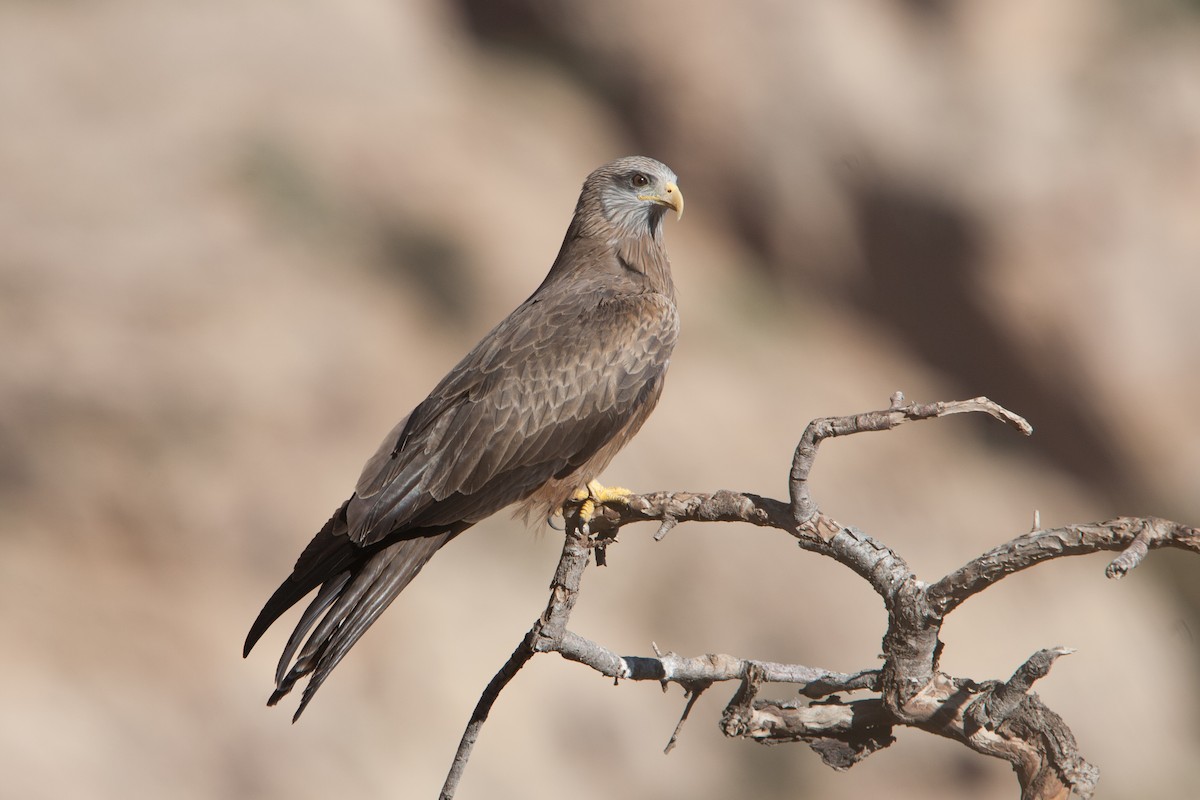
[346,281,679,544]
[244,280,677,718]
[247,155,685,720]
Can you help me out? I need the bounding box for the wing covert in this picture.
[344,288,677,546]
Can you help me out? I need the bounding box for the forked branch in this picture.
[439,395,1197,800]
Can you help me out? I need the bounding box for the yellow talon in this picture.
[565,480,632,533]
[589,480,632,506]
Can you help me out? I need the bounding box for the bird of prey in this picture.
[244,156,684,720]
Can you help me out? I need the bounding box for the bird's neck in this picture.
[613,229,675,298]
[542,216,675,299]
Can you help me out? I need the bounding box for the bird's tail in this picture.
[244,503,465,721]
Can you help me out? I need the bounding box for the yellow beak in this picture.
[639,180,684,220]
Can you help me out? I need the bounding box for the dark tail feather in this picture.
[245,496,467,720]
[244,501,356,658]
[273,571,352,687]
[266,527,463,721]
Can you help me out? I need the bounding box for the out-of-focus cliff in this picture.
[2,1,1198,798]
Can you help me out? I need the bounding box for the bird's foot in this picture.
[566,480,632,537]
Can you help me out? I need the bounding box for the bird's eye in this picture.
[630,173,649,188]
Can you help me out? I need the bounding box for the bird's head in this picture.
[579,156,683,240]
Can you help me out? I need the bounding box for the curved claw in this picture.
[562,480,633,536]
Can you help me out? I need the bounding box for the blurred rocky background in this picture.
[2,0,1199,798]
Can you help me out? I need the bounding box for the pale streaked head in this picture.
[580,156,683,239]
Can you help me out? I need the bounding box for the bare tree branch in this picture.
[440,521,592,800]
[788,393,1033,529]
[439,395,1196,800]
[438,631,535,800]
[928,517,1200,616]
[554,629,880,693]
[664,683,707,754]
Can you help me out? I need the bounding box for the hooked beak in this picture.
[639,180,684,220]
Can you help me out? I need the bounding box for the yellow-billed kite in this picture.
[245,156,684,719]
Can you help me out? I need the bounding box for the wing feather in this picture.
[344,288,677,547]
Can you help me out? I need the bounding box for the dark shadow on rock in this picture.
[454,0,652,144]
[449,0,1135,506]
[849,180,1130,504]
